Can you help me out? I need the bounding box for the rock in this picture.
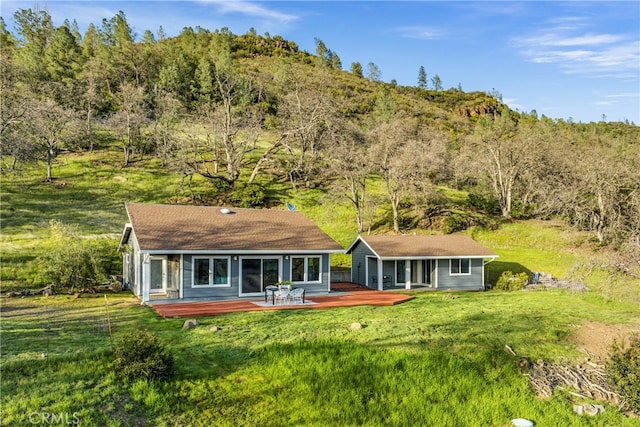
[182,319,199,330]
[574,403,605,416]
[518,357,531,371]
[350,322,362,330]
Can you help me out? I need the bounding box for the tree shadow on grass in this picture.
[486,260,531,285]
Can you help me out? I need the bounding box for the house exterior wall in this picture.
[347,238,487,291]
[350,241,373,286]
[177,253,332,300]
[121,230,142,298]
[435,258,485,290]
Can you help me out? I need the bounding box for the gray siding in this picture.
[182,255,239,299]
[382,261,395,287]
[180,253,332,300]
[436,258,485,290]
[350,241,374,286]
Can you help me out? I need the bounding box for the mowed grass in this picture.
[2,290,639,426]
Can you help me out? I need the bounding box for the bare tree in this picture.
[22,97,78,180]
[259,64,335,188]
[152,89,183,166]
[460,110,530,218]
[326,121,370,233]
[190,45,263,187]
[111,81,147,166]
[370,115,447,233]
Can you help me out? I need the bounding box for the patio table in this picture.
[264,285,278,305]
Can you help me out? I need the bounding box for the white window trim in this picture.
[450,258,471,276]
[291,256,322,284]
[192,256,231,288]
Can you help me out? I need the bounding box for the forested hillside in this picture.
[2,8,639,273]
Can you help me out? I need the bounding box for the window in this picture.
[396,260,406,283]
[450,258,470,275]
[291,256,321,283]
[192,257,230,287]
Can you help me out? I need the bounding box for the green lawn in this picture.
[1,289,639,426]
[2,147,640,425]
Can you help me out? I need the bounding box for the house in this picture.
[346,235,498,291]
[119,203,343,303]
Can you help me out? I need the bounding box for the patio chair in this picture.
[274,288,289,305]
[265,285,278,304]
[289,287,305,304]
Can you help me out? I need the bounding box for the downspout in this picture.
[179,254,184,299]
[141,253,150,304]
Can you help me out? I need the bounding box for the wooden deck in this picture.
[151,283,414,318]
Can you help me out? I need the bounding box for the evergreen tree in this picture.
[417,65,427,89]
[12,7,54,84]
[44,26,83,89]
[350,62,363,78]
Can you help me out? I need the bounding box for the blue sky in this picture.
[2,1,639,123]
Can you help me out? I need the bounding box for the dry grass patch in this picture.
[569,321,640,362]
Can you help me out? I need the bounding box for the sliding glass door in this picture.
[240,258,280,295]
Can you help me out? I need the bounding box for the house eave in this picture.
[377,255,498,261]
[118,223,132,251]
[138,249,345,255]
[345,236,381,258]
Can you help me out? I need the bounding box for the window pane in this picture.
[194,258,210,286]
[461,258,470,274]
[213,258,228,284]
[291,257,305,282]
[307,257,320,282]
[150,259,164,290]
[263,259,279,287]
[451,259,460,274]
[397,261,405,283]
[241,259,261,293]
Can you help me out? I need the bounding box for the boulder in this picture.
[182,319,199,330]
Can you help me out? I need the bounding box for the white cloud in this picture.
[513,20,639,78]
[522,33,625,47]
[394,26,444,40]
[198,0,298,23]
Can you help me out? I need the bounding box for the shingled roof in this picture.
[347,235,497,259]
[122,203,343,252]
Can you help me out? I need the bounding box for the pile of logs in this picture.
[5,284,55,297]
[526,359,622,408]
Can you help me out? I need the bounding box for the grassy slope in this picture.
[2,145,640,425]
[2,290,639,426]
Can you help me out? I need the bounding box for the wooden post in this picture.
[105,295,113,351]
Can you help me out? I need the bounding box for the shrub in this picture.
[38,220,115,291]
[230,183,266,208]
[467,192,500,215]
[510,199,537,220]
[443,214,468,234]
[494,271,529,291]
[113,329,175,382]
[607,334,640,414]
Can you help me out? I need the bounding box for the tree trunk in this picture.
[86,105,93,152]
